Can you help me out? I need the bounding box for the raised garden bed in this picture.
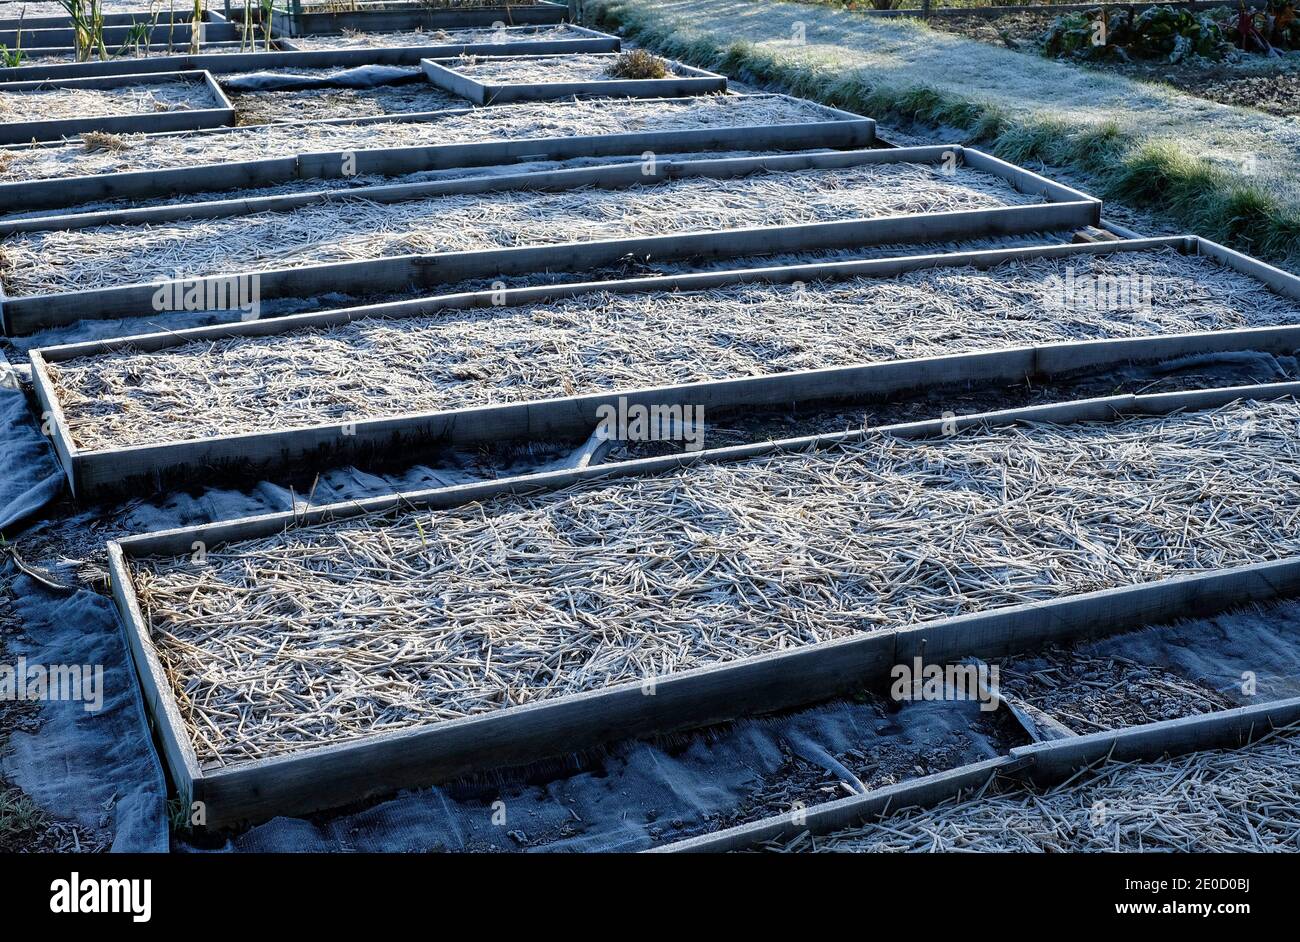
[0,94,871,212]
[105,387,1300,827]
[0,18,240,49]
[268,0,569,37]
[282,23,608,49]
[0,69,233,144]
[0,146,1095,336]
[0,3,204,27]
[0,24,618,81]
[222,66,463,123]
[22,234,1297,497]
[422,52,726,104]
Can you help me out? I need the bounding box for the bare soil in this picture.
[998,645,1236,733]
[929,11,1300,117]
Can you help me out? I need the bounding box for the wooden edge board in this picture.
[0,68,219,91]
[25,351,77,485]
[107,543,203,808]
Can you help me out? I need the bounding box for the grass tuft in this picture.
[606,49,669,79]
[81,131,129,153]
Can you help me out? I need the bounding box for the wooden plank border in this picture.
[0,9,208,30]
[108,379,1300,829]
[420,53,726,104]
[0,21,240,47]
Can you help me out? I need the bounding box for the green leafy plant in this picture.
[59,0,109,62]
[1042,5,1232,63]
[0,9,25,67]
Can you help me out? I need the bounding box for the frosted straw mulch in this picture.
[0,80,214,122]
[132,398,1300,766]
[287,25,586,49]
[227,74,462,125]
[0,93,836,183]
[776,724,1300,852]
[48,248,1300,451]
[1,159,1040,295]
[447,53,691,84]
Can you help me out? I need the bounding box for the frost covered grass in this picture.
[588,0,1300,266]
[0,93,834,183]
[777,724,1300,852]
[132,398,1300,765]
[0,80,214,122]
[0,159,1037,295]
[46,248,1300,451]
